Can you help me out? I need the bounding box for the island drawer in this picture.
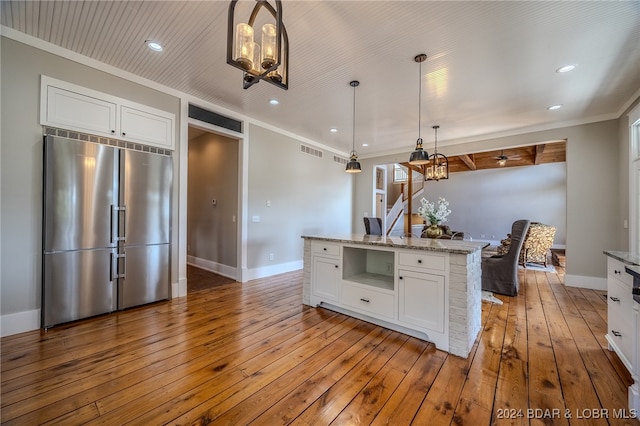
[342,283,394,319]
[312,242,340,257]
[398,251,446,271]
[607,258,632,287]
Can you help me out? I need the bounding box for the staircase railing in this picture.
[385,194,404,235]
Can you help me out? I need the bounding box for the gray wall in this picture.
[1,37,181,321]
[415,162,566,244]
[187,131,238,268]
[355,120,620,283]
[246,124,352,271]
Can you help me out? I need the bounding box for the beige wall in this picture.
[1,37,181,329]
[245,124,353,273]
[355,119,623,286]
[187,131,238,270]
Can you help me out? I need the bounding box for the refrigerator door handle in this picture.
[111,205,118,244]
[120,205,127,242]
[112,252,126,279]
[114,205,126,242]
[110,251,117,281]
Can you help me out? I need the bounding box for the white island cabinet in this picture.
[603,251,640,416]
[303,234,484,358]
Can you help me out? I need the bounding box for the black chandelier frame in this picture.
[227,0,289,90]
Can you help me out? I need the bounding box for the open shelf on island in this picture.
[343,246,394,291]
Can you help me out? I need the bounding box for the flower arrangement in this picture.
[417,197,451,225]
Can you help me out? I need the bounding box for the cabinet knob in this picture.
[417,259,422,264]
[614,270,621,275]
[334,265,338,269]
[122,132,126,136]
[610,296,620,302]
[399,276,403,280]
[360,298,370,303]
[612,330,622,337]
[323,247,327,251]
[111,130,115,134]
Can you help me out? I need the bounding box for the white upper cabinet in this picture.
[41,76,175,150]
[119,105,173,148]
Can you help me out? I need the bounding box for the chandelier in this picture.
[227,0,289,90]
[345,81,362,173]
[425,125,449,181]
[409,54,429,165]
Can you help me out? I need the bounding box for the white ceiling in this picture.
[2,1,639,157]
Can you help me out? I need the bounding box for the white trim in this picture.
[173,278,187,299]
[1,310,40,337]
[187,256,237,280]
[629,102,640,253]
[564,274,607,290]
[242,260,303,282]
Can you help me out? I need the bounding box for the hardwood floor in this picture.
[1,266,637,425]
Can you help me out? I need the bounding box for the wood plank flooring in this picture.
[2,265,637,425]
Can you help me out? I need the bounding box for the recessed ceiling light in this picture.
[548,104,563,110]
[330,128,338,133]
[556,64,576,73]
[145,40,163,52]
[268,99,279,105]
[362,143,369,147]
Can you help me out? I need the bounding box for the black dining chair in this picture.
[363,217,383,235]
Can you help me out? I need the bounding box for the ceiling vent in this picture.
[188,104,242,133]
[300,144,323,159]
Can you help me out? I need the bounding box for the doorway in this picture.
[186,125,240,284]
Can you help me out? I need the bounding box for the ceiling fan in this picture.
[494,149,521,166]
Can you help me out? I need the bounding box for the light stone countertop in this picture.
[302,234,487,255]
[604,250,640,266]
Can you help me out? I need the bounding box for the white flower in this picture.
[417,197,451,225]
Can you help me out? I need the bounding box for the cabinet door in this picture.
[312,256,341,303]
[398,269,445,332]
[45,85,117,136]
[120,105,174,148]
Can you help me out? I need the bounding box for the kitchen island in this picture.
[302,234,486,358]
[603,250,640,415]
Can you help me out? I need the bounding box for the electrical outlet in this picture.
[269,253,274,261]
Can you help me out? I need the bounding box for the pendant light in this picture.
[345,80,362,173]
[426,125,449,181]
[409,54,429,165]
[227,0,289,90]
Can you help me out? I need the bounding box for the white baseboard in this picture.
[241,260,303,283]
[564,274,607,290]
[1,309,40,337]
[187,255,237,280]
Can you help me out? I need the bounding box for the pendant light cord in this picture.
[352,83,356,153]
[418,60,422,141]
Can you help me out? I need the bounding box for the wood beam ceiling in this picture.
[397,140,566,176]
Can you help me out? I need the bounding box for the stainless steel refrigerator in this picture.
[42,135,172,328]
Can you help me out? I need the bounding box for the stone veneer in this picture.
[301,235,484,358]
[448,250,482,357]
